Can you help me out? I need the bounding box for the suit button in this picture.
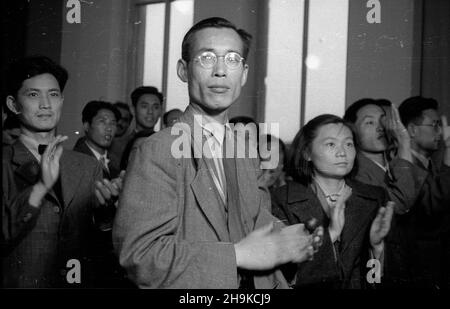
[23,213,33,222]
[53,206,60,213]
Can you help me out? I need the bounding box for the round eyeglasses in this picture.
[193,51,245,70]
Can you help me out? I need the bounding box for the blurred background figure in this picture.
[344,98,421,287]
[114,101,133,138]
[73,100,121,179]
[120,86,163,170]
[2,109,21,145]
[259,134,287,192]
[163,108,182,128]
[109,102,133,168]
[399,96,450,289]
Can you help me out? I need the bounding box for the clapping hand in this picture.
[234,221,324,271]
[370,201,394,257]
[328,186,352,243]
[40,135,68,190]
[95,170,126,207]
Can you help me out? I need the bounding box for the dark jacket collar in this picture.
[286,178,380,204]
[284,178,381,254]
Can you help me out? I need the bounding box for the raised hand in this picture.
[234,222,316,271]
[370,201,394,254]
[384,104,410,143]
[328,186,352,243]
[40,135,68,190]
[384,104,412,161]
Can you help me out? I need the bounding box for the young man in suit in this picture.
[72,100,131,287]
[113,17,323,289]
[2,56,119,288]
[73,100,122,179]
[108,101,133,166]
[120,86,163,169]
[343,99,425,287]
[399,96,450,288]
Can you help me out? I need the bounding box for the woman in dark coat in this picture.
[272,114,394,289]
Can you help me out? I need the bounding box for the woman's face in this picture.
[309,123,356,179]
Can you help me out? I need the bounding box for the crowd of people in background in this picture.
[2,17,449,289]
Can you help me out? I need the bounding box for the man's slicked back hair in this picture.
[399,96,439,127]
[6,55,68,99]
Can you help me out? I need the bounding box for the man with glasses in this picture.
[399,96,450,288]
[113,17,322,289]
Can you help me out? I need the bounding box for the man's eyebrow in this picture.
[22,88,60,92]
[196,48,242,54]
[361,115,375,121]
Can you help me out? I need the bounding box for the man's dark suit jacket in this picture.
[73,137,120,179]
[272,179,387,289]
[72,137,132,287]
[1,140,110,288]
[353,153,426,287]
[399,153,450,288]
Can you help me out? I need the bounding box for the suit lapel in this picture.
[11,141,41,185]
[286,182,326,226]
[179,107,231,242]
[11,141,61,206]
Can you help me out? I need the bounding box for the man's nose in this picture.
[376,123,384,132]
[212,57,227,77]
[39,95,51,109]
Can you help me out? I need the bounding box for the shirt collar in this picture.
[411,149,430,169]
[362,152,389,173]
[190,104,232,146]
[85,140,109,162]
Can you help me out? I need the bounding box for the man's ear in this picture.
[407,123,416,138]
[177,59,188,83]
[83,122,90,134]
[6,95,21,114]
[240,63,249,87]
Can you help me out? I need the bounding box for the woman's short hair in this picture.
[287,114,357,184]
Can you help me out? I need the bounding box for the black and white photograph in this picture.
[1,0,449,300]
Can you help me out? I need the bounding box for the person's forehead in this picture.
[190,27,244,55]
[138,94,161,104]
[316,123,352,140]
[421,108,439,121]
[356,104,384,120]
[21,73,60,90]
[95,108,116,119]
